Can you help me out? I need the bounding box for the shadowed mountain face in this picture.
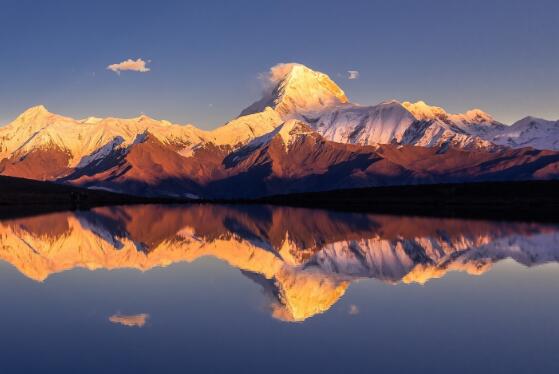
[0,204,557,322]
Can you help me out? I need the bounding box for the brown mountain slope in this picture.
[7,121,557,199]
[0,146,72,180]
[65,133,228,197]
[203,121,559,198]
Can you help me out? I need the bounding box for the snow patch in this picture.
[76,136,124,169]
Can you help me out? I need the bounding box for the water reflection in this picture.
[0,204,557,322]
[109,313,149,328]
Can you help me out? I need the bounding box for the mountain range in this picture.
[1,204,557,321]
[1,63,558,198]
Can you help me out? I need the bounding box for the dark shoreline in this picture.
[0,175,558,222]
[218,180,559,223]
[0,175,180,219]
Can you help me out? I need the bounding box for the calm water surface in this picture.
[0,204,558,373]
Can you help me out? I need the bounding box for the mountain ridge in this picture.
[1,62,558,198]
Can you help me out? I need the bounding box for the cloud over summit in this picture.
[257,62,301,93]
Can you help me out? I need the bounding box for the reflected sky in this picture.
[0,205,558,373]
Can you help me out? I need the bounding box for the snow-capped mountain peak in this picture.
[402,100,447,121]
[511,116,553,128]
[9,105,75,134]
[490,116,559,150]
[19,104,49,117]
[313,100,417,145]
[11,105,63,128]
[0,105,208,169]
[240,63,348,119]
[462,108,495,123]
[402,100,505,139]
[275,120,316,150]
[402,100,496,126]
[235,65,515,152]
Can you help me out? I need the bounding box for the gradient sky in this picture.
[1,0,558,128]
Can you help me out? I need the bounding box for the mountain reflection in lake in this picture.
[0,205,558,373]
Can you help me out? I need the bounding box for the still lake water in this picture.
[0,204,558,373]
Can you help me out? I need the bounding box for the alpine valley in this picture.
[1,63,558,199]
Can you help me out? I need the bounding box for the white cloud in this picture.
[266,63,301,83]
[258,62,302,93]
[107,58,151,74]
[347,70,360,80]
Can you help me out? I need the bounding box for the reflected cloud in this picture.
[0,205,558,322]
[348,304,359,315]
[109,313,149,328]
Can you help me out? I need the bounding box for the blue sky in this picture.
[0,0,558,128]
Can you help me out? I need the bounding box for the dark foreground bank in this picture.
[248,180,559,222]
[1,175,558,222]
[0,175,180,218]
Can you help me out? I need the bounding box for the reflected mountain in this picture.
[0,205,558,321]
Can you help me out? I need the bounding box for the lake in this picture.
[0,204,558,373]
